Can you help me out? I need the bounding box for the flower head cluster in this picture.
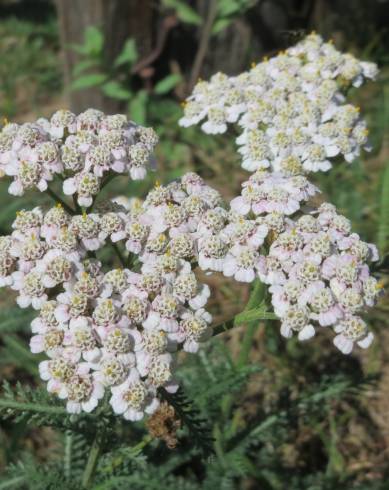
[179,35,381,354]
[258,204,381,353]
[0,35,382,422]
[0,110,158,204]
[0,170,220,418]
[180,33,376,176]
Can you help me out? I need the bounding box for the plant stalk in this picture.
[82,429,104,488]
[111,241,126,267]
[46,186,75,214]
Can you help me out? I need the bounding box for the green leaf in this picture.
[154,73,182,95]
[1,335,40,376]
[162,0,202,25]
[70,73,107,91]
[114,38,138,67]
[212,17,233,34]
[84,26,104,55]
[128,90,148,125]
[234,308,278,325]
[217,0,241,17]
[101,81,132,100]
[72,59,99,77]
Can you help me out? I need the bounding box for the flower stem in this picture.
[130,434,153,454]
[46,186,75,214]
[81,429,104,488]
[219,280,267,423]
[64,431,73,480]
[237,280,267,368]
[111,241,126,267]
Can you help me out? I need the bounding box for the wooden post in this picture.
[55,0,153,113]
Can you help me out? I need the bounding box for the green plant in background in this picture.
[71,26,182,126]
[0,17,61,118]
[162,0,259,34]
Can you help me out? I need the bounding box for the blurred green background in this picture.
[0,0,388,488]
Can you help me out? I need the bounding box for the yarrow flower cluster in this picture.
[179,34,382,353]
[180,33,376,176]
[0,109,158,204]
[0,172,223,418]
[259,204,381,353]
[0,35,382,421]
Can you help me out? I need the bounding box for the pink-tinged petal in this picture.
[184,339,199,353]
[84,348,101,363]
[164,380,179,393]
[30,335,44,354]
[333,334,353,354]
[55,305,70,322]
[124,408,143,421]
[298,325,315,341]
[110,395,128,414]
[47,379,62,394]
[39,361,51,380]
[280,324,293,338]
[32,295,47,310]
[145,398,160,415]
[357,332,374,349]
[63,178,76,195]
[76,363,90,375]
[17,295,31,308]
[50,126,64,139]
[82,238,101,251]
[143,311,159,330]
[111,231,126,242]
[8,181,24,196]
[160,318,178,333]
[130,167,147,180]
[67,401,82,414]
[82,397,99,413]
[230,196,250,215]
[223,258,237,277]
[78,196,93,207]
[235,268,255,283]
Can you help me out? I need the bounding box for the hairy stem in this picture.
[0,476,26,489]
[130,434,153,454]
[219,280,268,426]
[46,186,75,214]
[64,431,73,480]
[0,399,76,416]
[237,280,267,368]
[73,194,82,214]
[82,429,104,488]
[111,241,126,267]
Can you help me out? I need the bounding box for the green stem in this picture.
[82,429,104,489]
[220,280,267,423]
[111,241,126,267]
[46,186,75,214]
[64,431,73,480]
[237,280,267,368]
[0,399,71,416]
[0,476,26,490]
[73,195,82,214]
[89,173,118,211]
[130,434,153,455]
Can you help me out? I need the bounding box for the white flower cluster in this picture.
[0,171,226,418]
[0,109,158,205]
[258,204,381,354]
[179,34,381,353]
[0,35,382,419]
[180,34,377,176]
